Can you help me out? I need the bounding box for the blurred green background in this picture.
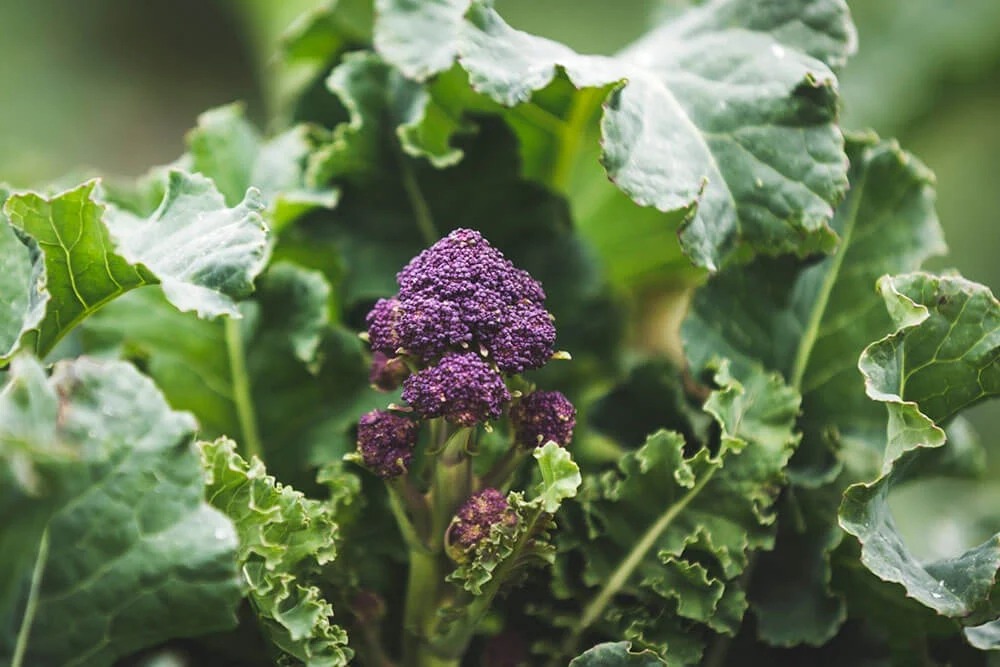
[2,0,999,558]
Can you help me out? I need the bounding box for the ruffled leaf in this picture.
[839,273,1000,625]
[683,133,950,645]
[201,437,353,667]
[562,362,799,664]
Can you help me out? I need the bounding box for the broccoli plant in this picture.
[2,1,1000,666]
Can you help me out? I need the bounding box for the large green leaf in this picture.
[682,133,949,645]
[374,0,855,274]
[840,273,1000,625]
[79,263,367,489]
[560,362,799,664]
[1,173,267,361]
[0,356,242,667]
[201,438,353,667]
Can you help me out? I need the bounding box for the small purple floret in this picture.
[402,352,510,426]
[356,410,418,478]
[488,302,557,374]
[452,488,515,548]
[369,352,410,392]
[397,229,545,306]
[366,297,404,356]
[510,391,576,449]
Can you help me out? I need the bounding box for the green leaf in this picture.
[79,263,367,489]
[683,132,949,645]
[839,273,1000,624]
[1,174,267,361]
[533,441,583,515]
[569,641,666,667]
[373,0,855,273]
[0,355,242,667]
[201,437,353,667]
[186,103,339,232]
[562,361,799,663]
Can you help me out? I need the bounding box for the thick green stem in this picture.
[481,445,529,491]
[404,547,439,667]
[225,317,263,462]
[431,507,546,660]
[429,428,473,543]
[12,529,49,667]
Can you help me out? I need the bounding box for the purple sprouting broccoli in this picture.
[369,351,410,392]
[366,228,557,371]
[510,391,576,449]
[402,352,510,426]
[450,488,515,549]
[357,410,419,478]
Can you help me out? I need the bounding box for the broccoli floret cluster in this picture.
[357,229,573,478]
[509,390,576,449]
[402,352,510,427]
[357,410,418,478]
[449,488,516,549]
[367,228,556,373]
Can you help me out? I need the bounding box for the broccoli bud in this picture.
[356,409,418,478]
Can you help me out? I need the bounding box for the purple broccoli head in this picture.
[451,488,516,549]
[402,352,510,426]
[356,409,419,478]
[369,351,410,392]
[365,229,557,371]
[509,391,576,449]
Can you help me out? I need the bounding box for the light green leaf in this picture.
[373,0,855,272]
[563,361,799,663]
[374,0,471,81]
[533,441,582,514]
[201,437,352,667]
[2,173,267,361]
[569,641,666,667]
[683,133,949,645]
[839,273,1000,624]
[186,103,339,232]
[0,356,242,667]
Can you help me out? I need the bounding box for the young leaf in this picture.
[840,273,1000,625]
[201,437,353,667]
[562,362,799,664]
[1,173,267,361]
[0,356,242,667]
[683,133,949,645]
[374,0,855,273]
